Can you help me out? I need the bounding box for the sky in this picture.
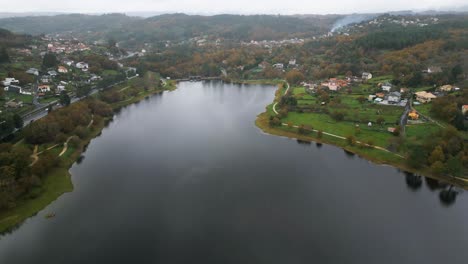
[1,0,467,14]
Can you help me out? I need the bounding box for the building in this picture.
[462,105,468,115]
[362,72,373,80]
[75,62,89,70]
[258,61,270,69]
[1,78,19,86]
[426,66,442,74]
[38,84,51,93]
[4,85,22,93]
[408,110,419,120]
[387,92,401,103]
[41,75,51,83]
[272,63,284,70]
[415,91,437,103]
[381,82,392,92]
[48,70,58,76]
[58,66,68,73]
[26,68,39,76]
[439,85,453,92]
[288,59,296,66]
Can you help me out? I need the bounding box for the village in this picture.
[0,34,140,121]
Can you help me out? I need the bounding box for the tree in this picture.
[42,53,58,68]
[428,145,445,165]
[317,130,323,139]
[376,117,385,126]
[346,135,356,146]
[285,69,305,85]
[59,91,71,106]
[357,96,367,104]
[0,46,9,63]
[446,155,462,177]
[430,161,445,175]
[331,111,345,121]
[451,64,463,81]
[12,114,23,129]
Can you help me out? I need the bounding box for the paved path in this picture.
[273,81,290,115]
[280,123,404,158]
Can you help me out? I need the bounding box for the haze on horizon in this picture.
[1,0,467,15]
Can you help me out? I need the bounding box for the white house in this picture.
[75,62,89,70]
[38,85,51,93]
[48,70,58,76]
[387,92,401,103]
[362,72,373,80]
[288,59,296,66]
[381,83,392,92]
[26,68,39,76]
[272,63,284,70]
[2,78,19,86]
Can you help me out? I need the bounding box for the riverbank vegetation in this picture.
[257,81,468,187]
[0,71,174,232]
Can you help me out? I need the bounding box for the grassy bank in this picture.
[255,86,468,189]
[0,76,176,233]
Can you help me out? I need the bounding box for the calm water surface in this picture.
[0,81,467,263]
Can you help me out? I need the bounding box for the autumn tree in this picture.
[285,69,305,85]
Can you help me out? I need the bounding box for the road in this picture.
[21,76,137,128]
[399,96,412,136]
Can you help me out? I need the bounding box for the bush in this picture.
[269,117,281,127]
[331,111,345,121]
[346,135,356,146]
[74,126,89,139]
[317,130,323,139]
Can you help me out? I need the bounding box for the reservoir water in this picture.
[0,81,467,263]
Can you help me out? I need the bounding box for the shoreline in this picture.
[254,85,468,189]
[0,83,175,233]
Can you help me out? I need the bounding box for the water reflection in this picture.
[296,139,311,146]
[405,172,422,191]
[403,173,460,206]
[439,186,458,206]
[315,142,322,148]
[425,177,447,191]
[343,149,355,158]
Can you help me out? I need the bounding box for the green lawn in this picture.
[4,92,33,104]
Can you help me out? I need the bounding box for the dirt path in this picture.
[29,145,39,167]
[58,137,73,157]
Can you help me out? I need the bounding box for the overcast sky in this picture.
[1,0,467,14]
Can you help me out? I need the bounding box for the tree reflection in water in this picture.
[404,172,422,191]
[439,185,458,206]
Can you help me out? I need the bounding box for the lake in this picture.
[0,81,467,264]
